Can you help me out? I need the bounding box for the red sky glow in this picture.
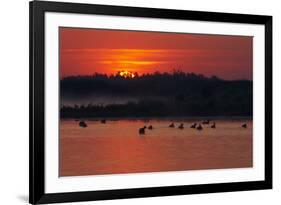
[60,27,253,80]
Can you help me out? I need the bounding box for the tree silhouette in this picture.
[60,71,252,118]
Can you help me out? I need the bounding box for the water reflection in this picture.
[59,119,252,176]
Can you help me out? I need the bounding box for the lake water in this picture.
[59,119,252,176]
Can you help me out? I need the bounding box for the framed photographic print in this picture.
[29,0,272,204]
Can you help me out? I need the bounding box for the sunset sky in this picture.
[60,27,253,80]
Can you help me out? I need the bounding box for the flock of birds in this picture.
[138,120,248,135]
[77,119,248,136]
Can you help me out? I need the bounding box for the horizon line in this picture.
[60,70,252,81]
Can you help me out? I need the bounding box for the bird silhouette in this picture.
[139,126,146,135]
[190,123,197,128]
[79,121,87,128]
[178,123,184,129]
[169,123,175,128]
[197,124,203,130]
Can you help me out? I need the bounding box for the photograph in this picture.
[59,27,253,177]
[29,1,272,203]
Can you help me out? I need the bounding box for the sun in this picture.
[117,70,137,78]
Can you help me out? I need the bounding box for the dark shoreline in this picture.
[60,116,253,121]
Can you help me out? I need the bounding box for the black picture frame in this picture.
[29,0,272,204]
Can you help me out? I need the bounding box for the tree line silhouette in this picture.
[60,70,252,118]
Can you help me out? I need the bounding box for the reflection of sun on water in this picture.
[117,70,137,78]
